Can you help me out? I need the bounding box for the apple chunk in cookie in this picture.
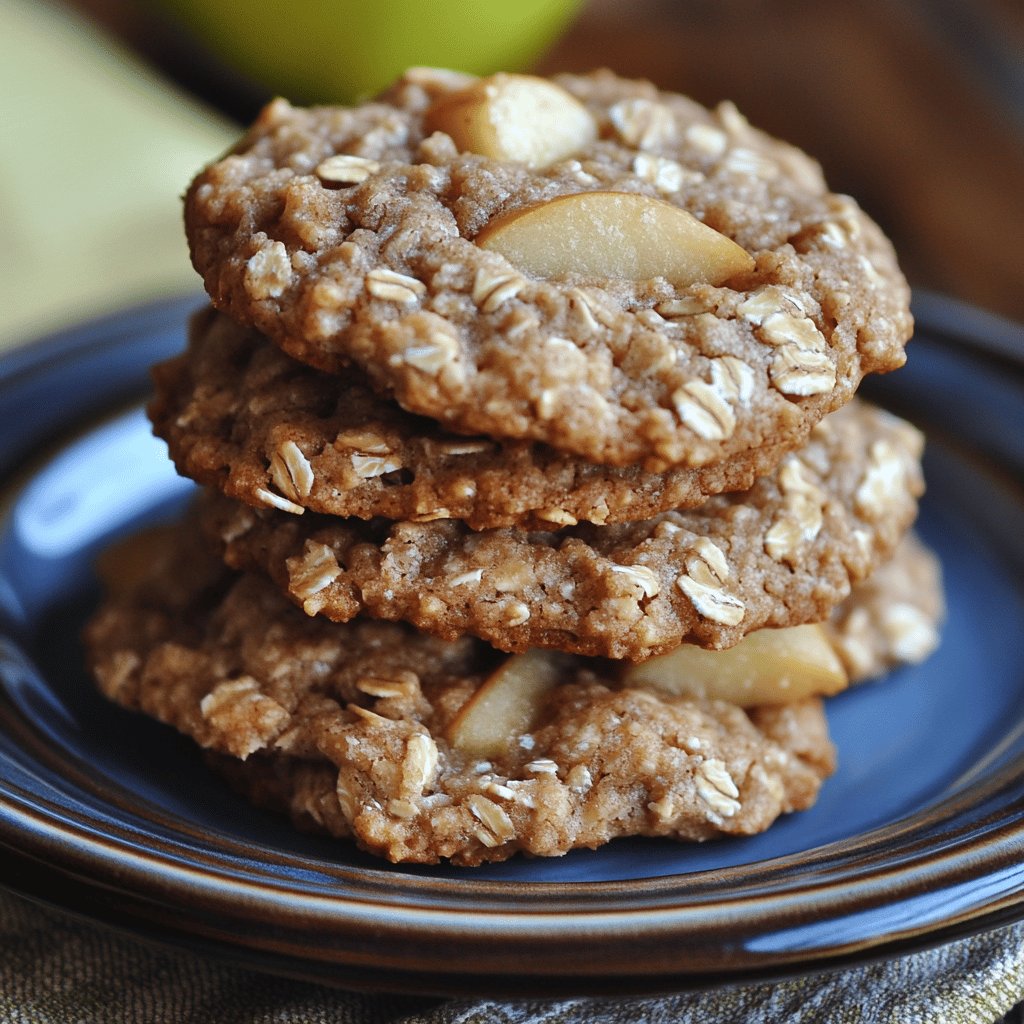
[445,648,568,759]
[425,72,597,169]
[621,623,848,706]
[475,191,755,287]
[448,625,847,765]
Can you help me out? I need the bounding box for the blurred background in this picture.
[2,0,1022,351]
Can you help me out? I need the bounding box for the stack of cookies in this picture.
[85,69,942,865]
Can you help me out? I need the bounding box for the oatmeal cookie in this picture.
[184,68,911,470]
[152,307,796,530]
[84,526,834,866]
[200,400,925,660]
[826,530,943,680]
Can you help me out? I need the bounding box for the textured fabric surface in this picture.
[1,887,1021,1024]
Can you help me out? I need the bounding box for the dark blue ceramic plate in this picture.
[0,293,1022,996]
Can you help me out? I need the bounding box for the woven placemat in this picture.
[2,887,1022,1023]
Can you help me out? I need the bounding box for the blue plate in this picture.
[0,293,1022,995]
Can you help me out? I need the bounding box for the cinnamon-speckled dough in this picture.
[84,525,834,866]
[184,69,912,470]
[200,401,925,660]
[152,306,798,530]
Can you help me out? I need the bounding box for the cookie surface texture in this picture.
[185,68,912,470]
[201,401,925,660]
[84,526,835,866]
[152,307,798,530]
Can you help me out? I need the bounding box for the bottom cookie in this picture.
[208,693,833,866]
[84,523,940,866]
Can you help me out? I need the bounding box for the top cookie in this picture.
[185,68,912,470]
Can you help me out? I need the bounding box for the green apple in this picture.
[156,0,585,105]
